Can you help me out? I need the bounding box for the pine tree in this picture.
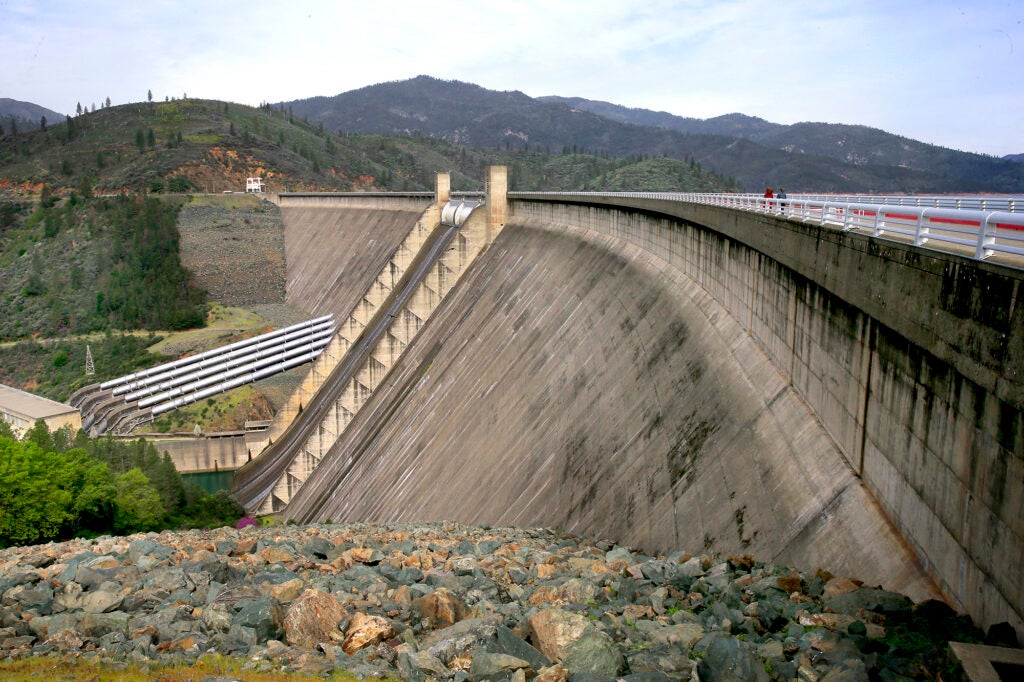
[147,89,152,103]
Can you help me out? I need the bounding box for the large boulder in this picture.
[342,612,394,655]
[527,609,621,676]
[283,589,347,648]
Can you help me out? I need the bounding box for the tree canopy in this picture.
[0,422,246,548]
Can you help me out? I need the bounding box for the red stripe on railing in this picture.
[997,222,1024,231]
[929,216,980,227]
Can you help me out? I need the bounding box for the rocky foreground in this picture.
[0,522,996,680]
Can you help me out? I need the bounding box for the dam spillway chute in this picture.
[441,198,482,228]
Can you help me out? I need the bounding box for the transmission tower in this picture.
[85,345,95,375]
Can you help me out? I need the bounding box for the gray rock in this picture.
[300,536,334,559]
[5,582,54,614]
[561,628,622,676]
[143,566,192,593]
[128,539,174,564]
[487,624,551,671]
[470,651,532,679]
[80,587,125,614]
[627,643,696,680]
[605,547,633,564]
[421,617,502,665]
[202,605,233,632]
[641,560,676,583]
[234,595,285,643]
[79,611,129,638]
[632,620,704,650]
[398,650,451,679]
[226,623,258,647]
[821,658,869,682]
[678,557,704,578]
[0,520,975,679]
[694,632,769,682]
[27,613,78,640]
[823,588,912,617]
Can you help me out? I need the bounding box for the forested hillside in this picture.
[0,98,732,347]
[0,194,206,340]
[0,98,734,198]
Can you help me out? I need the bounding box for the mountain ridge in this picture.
[278,76,1023,193]
[0,97,65,134]
[4,77,1021,194]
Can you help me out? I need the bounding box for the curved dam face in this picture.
[281,203,429,318]
[285,217,939,603]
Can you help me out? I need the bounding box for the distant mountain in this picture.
[539,96,784,139]
[1006,153,1024,164]
[0,98,64,134]
[541,94,1024,192]
[279,77,1023,193]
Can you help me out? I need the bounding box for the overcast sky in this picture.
[3,0,1022,156]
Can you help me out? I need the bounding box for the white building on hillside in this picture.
[0,384,82,438]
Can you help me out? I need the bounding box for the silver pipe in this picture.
[113,319,334,396]
[122,326,335,401]
[150,351,322,416]
[137,337,331,408]
[101,314,333,390]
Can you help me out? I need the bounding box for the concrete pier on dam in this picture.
[247,180,1020,639]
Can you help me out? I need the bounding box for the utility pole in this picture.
[85,345,95,376]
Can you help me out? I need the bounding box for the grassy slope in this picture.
[0,653,378,681]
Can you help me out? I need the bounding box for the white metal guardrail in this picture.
[685,193,1023,213]
[509,192,1024,265]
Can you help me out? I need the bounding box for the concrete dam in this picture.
[231,173,1023,640]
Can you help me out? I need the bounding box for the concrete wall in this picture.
[245,203,431,455]
[152,432,258,473]
[508,198,1023,636]
[285,217,940,605]
[281,205,428,319]
[277,194,433,212]
[280,194,1020,635]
